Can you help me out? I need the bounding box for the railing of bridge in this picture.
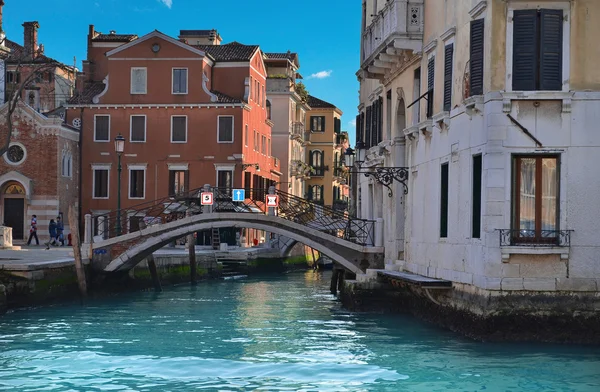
[90,187,375,246]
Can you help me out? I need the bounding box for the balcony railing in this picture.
[291,122,306,141]
[362,0,424,75]
[312,166,327,177]
[497,229,573,247]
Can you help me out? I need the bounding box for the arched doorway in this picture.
[2,181,26,239]
[396,98,406,134]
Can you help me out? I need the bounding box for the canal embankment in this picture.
[0,245,315,311]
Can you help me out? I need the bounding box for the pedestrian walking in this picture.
[26,215,39,245]
[56,216,65,246]
[45,219,58,250]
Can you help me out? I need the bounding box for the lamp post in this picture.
[114,134,125,236]
[343,142,409,198]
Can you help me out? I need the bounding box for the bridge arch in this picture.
[98,213,383,275]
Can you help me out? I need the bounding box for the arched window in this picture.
[309,150,324,176]
[61,150,72,177]
[266,100,272,120]
[28,92,35,107]
[308,185,323,202]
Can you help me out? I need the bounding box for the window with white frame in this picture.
[94,115,110,142]
[129,166,146,199]
[92,166,109,199]
[131,67,147,94]
[130,115,146,142]
[172,68,188,94]
[61,150,72,177]
[218,116,234,143]
[171,116,187,143]
[245,124,249,146]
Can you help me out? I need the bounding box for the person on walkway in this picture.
[56,216,65,246]
[45,219,58,250]
[26,215,39,246]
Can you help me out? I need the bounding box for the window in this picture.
[266,100,272,119]
[130,115,146,142]
[172,68,188,94]
[267,138,271,157]
[257,82,261,105]
[131,67,147,94]
[512,155,559,242]
[261,135,266,154]
[169,170,188,196]
[217,169,233,194]
[310,116,325,132]
[217,116,234,143]
[93,168,109,199]
[443,44,454,112]
[254,130,258,151]
[308,185,324,202]
[171,116,187,143]
[129,168,146,199]
[245,125,249,146]
[472,155,482,238]
[427,57,435,118]
[512,9,563,91]
[94,115,110,142]
[334,117,341,134]
[244,171,252,194]
[440,163,449,238]
[309,150,324,176]
[61,151,72,178]
[470,19,485,96]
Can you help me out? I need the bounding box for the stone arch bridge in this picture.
[82,186,384,275]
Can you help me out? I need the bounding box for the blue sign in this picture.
[232,189,245,202]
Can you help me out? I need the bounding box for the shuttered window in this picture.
[218,116,234,143]
[94,115,110,142]
[440,163,449,238]
[443,44,454,112]
[427,57,435,118]
[130,115,146,142]
[129,169,145,199]
[171,116,187,143]
[365,107,372,148]
[172,68,188,94]
[513,9,563,91]
[470,19,485,96]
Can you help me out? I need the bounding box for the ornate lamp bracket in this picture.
[361,167,409,197]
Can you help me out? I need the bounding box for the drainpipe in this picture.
[78,107,84,237]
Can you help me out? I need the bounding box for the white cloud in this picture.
[158,0,173,8]
[348,118,356,128]
[308,70,332,79]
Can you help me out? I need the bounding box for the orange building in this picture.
[66,27,279,245]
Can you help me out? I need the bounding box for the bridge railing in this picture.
[88,186,375,247]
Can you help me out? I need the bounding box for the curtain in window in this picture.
[541,158,557,232]
[519,158,536,233]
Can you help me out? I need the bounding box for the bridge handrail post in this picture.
[267,186,276,217]
[203,184,213,214]
[84,214,92,244]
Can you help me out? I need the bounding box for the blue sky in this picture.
[3,0,360,142]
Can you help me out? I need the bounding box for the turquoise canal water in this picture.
[1,271,600,391]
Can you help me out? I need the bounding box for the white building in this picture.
[354,0,600,297]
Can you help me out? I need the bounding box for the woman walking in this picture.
[45,219,58,250]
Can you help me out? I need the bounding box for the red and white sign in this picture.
[266,194,279,207]
[201,192,213,205]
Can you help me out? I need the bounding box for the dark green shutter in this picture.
[443,44,454,112]
[321,116,326,132]
[472,155,482,238]
[320,185,324,201]
[308,186,313,200]
[470,19,485,95]
[427,57,435,117]
[440,163,449,238]
[512,10,538,91]
[539,9,563,91]
[308,151,314,166]
[365,107,372,148]
[355,114,360,142]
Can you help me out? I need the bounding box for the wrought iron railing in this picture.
[497,229,573,247]
[90,187,375,246]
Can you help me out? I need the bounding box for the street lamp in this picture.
[343,142,409,197]
[114,133,125,236]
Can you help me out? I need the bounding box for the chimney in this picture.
[23,21,40,59]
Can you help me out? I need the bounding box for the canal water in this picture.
[1,271,599,391]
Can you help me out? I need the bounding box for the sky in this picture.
[2,0,361,144]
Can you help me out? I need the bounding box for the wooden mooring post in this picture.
[68,205,87,298]
[330,267,340,295]
[147,254,162,292]
[186,209,197,285]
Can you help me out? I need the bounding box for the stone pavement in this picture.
[0,245,75,271]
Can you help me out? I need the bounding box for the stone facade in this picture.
[354,0,600,294]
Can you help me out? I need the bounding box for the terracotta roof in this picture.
[4,39,62,65]
[212,91,244,104]
[307,95,337,109]
[67,82,106,104]
[193,41,259,62]
[92,33,138,42]
[264,52,297,61]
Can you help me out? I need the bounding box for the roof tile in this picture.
[67,82,106,104]
[307,95,337,109]
[193,42,258,62]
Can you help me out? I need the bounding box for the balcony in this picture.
[272,156,280,168]
[291,122,307,142]
[362,0,424,78]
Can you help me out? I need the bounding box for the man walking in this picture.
[26,215,39,246]
[56,216,65,246]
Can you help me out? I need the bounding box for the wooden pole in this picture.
[147,254,162,292]
[330,268,339,295]
[68,205,87,298]
[188,232,197,285]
